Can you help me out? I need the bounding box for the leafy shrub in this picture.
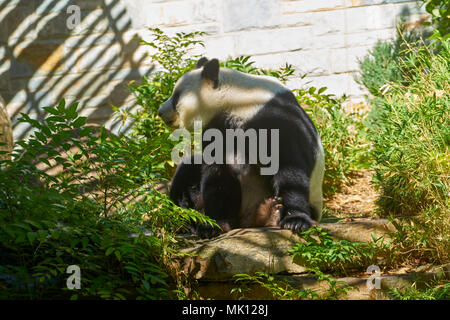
[289,226,388,276]
[367,39,449,263]
[231,272,318,300]
[287,227,394,299]
[232,270,351,300]
[295,88,369,197]
[356,24,429,98]
[127,28,206,131]
[231,227,377,300]
[0,100,212,299]
[422,0,449,39]
[390,279,450,300]
[368,41,449,214]
[121,28,209,180]
[221,55,295,82]
[356,40,404,97]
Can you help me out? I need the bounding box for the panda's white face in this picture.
[158,68,218,131]
[158,58,287,131]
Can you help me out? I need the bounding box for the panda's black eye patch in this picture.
[172,92,180,110]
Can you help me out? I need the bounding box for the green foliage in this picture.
[296,88,369,196]
[355,24,427,98]
[357,14,450,265]
[390,279,450,300]
[289,227,389,275]
[221,56,296,82]
[124,28,207,179]
[231,272,318,300]
[231,264,354,300]
[356,40,403,97]
[422,0,450,40]
[285,227,395,299]
[368,41,449,214]
[388,206,449,264]
[128,28,205,118]
[0,100,213,299]
[364,36,449,264]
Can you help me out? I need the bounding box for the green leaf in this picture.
[34,131,47,143]
[81,237,89,249]
[114,250,122,261]
[12,222,32,231]
[142,280,150,291]
[66,103,79,119]
[57,99,66,112]
[73,117,87,128]
[432,8,441,17]
[105,247,115,256]
[27,232,38,244]
[43,106,60,115]
[24,220,42,229]
[79,127,92,137]
[51,230,60,240]
[46,116,66,123]
[62,143,71,151]
[41,125,52,135]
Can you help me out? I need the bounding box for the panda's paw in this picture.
[280,211,316,233]
[195,223,223,239]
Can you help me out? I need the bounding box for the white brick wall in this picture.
[0,0,427,140]
[123,0,425,101]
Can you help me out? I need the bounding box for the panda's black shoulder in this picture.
[247,89,317,134]
[263,90,306,117]
[267,90,299,107]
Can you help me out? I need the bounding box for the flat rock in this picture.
[320,218,395,242]
[180,227,307,281]
[179,218,395,281]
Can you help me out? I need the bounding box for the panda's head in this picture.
[158,57,221,131]
[158,57,286,131]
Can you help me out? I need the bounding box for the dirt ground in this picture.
[325,170,380,218]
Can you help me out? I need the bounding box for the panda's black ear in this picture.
[201,58,220,88]
[196,57,209,69]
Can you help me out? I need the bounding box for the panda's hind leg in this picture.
[197,164,242,238]
[169,157,203,211]
[241,197,282,228]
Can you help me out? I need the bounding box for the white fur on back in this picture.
[309,135,325,221]
[175,68,288,130]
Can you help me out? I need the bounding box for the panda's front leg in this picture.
[198,164,242,238]
[272,169,317,233]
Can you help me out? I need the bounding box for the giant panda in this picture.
[158,57,324,238]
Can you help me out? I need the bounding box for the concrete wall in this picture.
[0,0,426,140]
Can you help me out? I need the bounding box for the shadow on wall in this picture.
[0,0,153,141]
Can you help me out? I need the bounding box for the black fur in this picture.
[170,158,241,238]
[246,91,320,232]
[201,59,220,88]
[196,57,209,69]
[170,88,321,238]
